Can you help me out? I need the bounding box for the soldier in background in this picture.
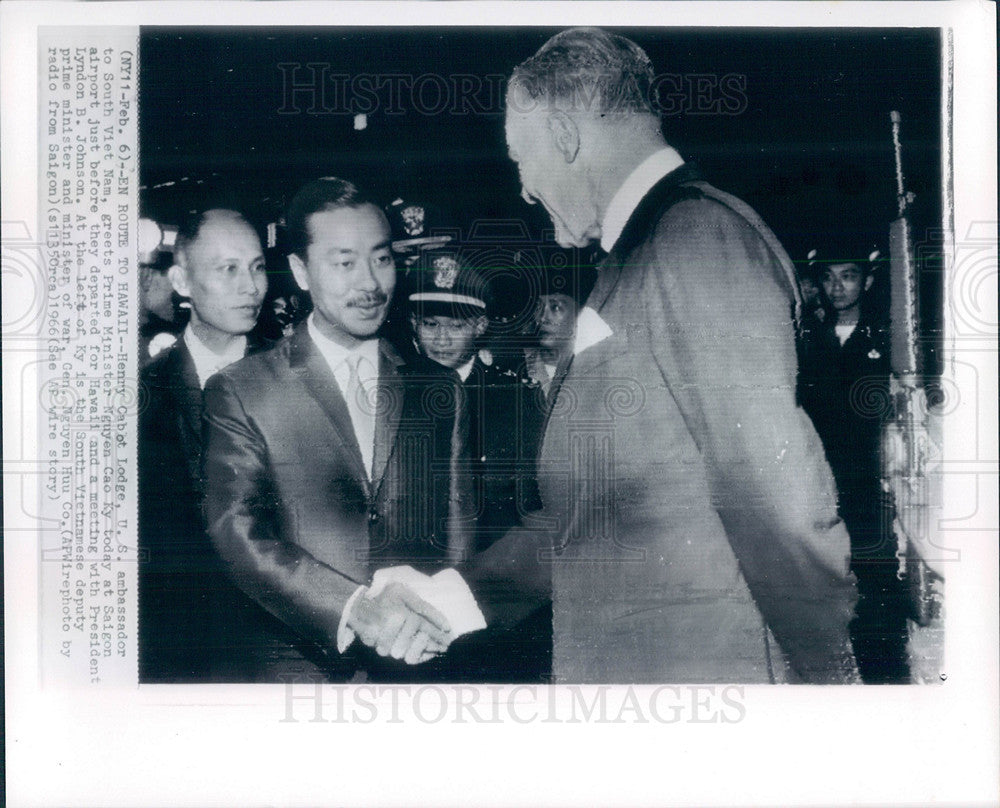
[406,248,550,681]
[383,197,459,362]
[797,250,828,324]
[406,248,545,550]
[798,244,910,683]
[522,264,596,397]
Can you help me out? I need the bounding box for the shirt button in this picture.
[368,511,380,524]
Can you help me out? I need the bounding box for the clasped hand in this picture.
[347,580,453,664]
[345,566,487,665]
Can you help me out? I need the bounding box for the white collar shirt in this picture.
[455,356,475,383]
[183,325,248,389]
[307,314,380,477]
[600,146,685,254]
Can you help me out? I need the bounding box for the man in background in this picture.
[406,248,550,680]
[523,265,594,396]
[798,245,909,683]
[138,207,276,682]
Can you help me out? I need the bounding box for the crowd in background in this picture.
[136,28,915,686]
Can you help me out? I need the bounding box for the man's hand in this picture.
[347,582,454,664]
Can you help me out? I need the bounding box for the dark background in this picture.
[139,26,944,373]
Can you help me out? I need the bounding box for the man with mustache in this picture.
[201,178,470,681]
[139,207,276,681]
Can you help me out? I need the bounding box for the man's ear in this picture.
[547,111,580,163]
[474,315,489,337]
[864,274,874,292]
[288,253,310,292]
[167,264,191,298]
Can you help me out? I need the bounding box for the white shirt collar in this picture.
[834,322,858,346]
[600,146,685,253]
[183,325,247,389]
[307,313,380,381]
[455,356,476,382]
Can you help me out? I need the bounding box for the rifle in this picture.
[882,110,944,638]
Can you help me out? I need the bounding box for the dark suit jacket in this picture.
[138,334,291,682]
[463,356,545,552]
[201,325,470,681]
[465,164,859,683]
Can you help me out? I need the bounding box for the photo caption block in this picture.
[37,27,140,686]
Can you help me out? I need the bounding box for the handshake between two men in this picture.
[341,566,487,665]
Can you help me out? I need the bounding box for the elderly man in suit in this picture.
[139,208,280,681]
[368,28,860,684]
[201,178,472,682]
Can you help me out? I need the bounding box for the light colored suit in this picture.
[465,165,858,683]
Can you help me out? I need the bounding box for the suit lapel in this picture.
[176,336,268,479]
[169,342,206,485]
[370,340,405,495]
[543,246,623,421]
[289,327,371,494]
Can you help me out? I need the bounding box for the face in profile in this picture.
[535,293,579,352]
[412,314,488,370]
[169,211,268,341]
[821,262,872,313]
[505,90,599,249]
[289,203,396,347]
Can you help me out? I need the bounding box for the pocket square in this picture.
[573,306,614,355]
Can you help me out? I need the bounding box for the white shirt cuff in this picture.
[423,568,487,637]
[336,584,368,653]
[369,567,486,638]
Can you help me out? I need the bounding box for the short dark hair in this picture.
[509,27,657,116]
[173,208,254,265]
[284,176,381,258]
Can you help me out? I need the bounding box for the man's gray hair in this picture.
[509,27,657,115]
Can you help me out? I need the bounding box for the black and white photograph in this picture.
[2,2,996,807]
[136,24,944,686]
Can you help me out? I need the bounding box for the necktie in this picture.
[345,353,375,479]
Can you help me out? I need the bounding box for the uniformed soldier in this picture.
[406,248,545,551]
[138,219,185,365]
[797,244,910,684]
[405,247,551,681]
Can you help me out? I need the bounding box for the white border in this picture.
[3,3,997,807]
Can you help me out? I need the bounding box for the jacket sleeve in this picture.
[201,372,361,653]
[458,520,552,630]
[643,197,859,683]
